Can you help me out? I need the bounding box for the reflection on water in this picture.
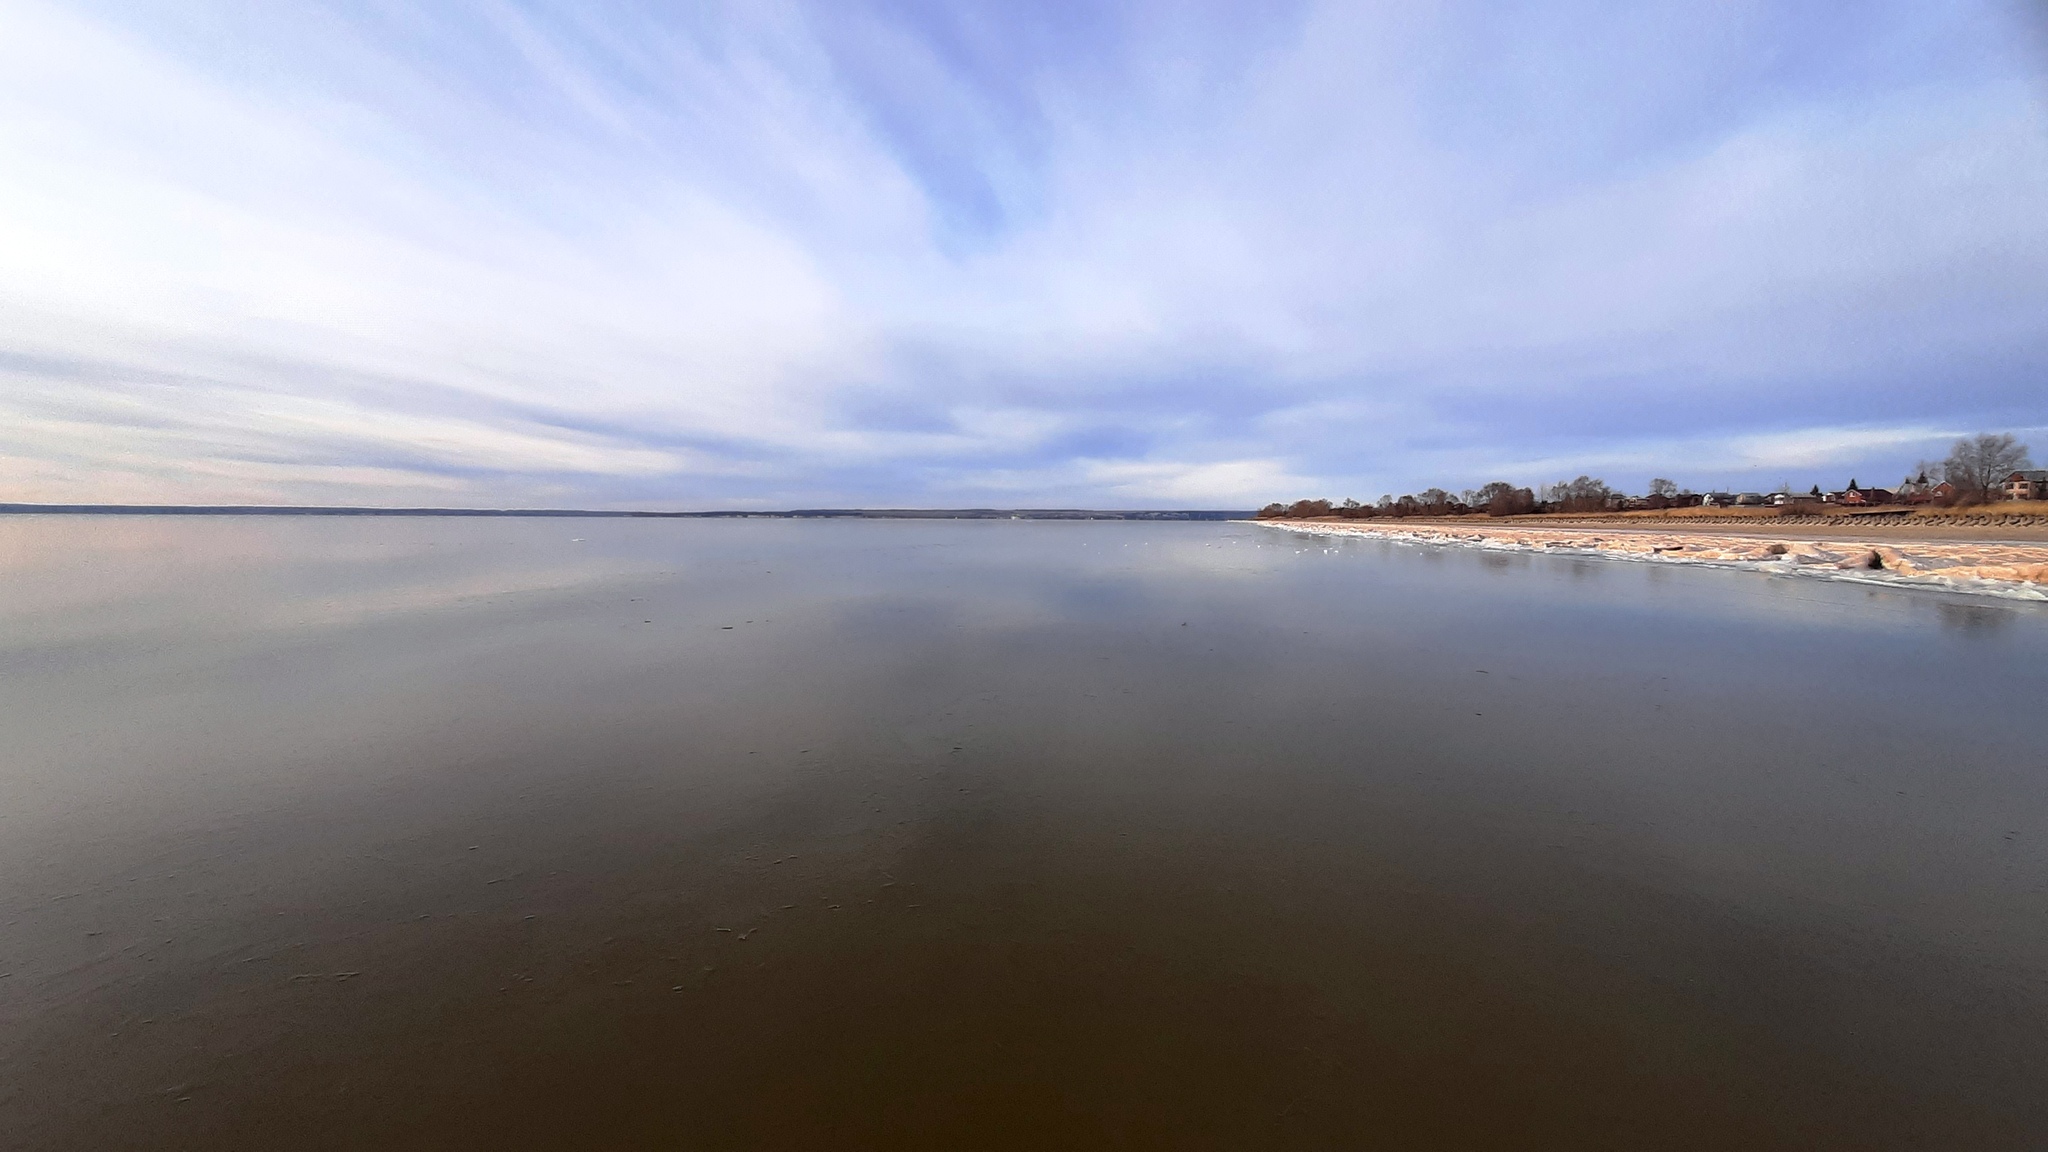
[3,516,2047,1150]
[1937,600,2016,635]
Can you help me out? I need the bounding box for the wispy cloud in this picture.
[1,0,2043,506]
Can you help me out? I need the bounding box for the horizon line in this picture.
[0,503,1255,520]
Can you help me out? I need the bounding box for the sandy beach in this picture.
[1259,517,2048,598]
[1510,510,2048,544]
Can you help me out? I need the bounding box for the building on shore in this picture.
[2006,470,2048,500]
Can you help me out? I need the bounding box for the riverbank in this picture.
[1258,518,2048,599]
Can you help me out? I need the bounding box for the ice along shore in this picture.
[1256,518,2048,601]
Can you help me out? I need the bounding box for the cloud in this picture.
[1081,457,1320,505]
[1,0,2044,506]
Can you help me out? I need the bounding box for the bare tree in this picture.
[1542,476,1613,513]
[1464,481,1533,516]
[1942,434,2033,499]
[1485,485,1535,517]
[1647,478,1679,498]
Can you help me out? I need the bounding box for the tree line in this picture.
[1258,477,1602,520]
[1257,433,2035,520]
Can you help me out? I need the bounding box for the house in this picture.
[1734,492,1765,506]
[1931,480,1957,502]
[1838,487,1895,507]
[1703,492,1736,507]
[2007,470,2048,501]
[1897,473,1936,504]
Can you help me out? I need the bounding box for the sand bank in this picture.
[1259,519,2048,600]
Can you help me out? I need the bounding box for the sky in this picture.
[2,0,2045,509]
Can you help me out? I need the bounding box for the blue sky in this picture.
[2,0,2044,507]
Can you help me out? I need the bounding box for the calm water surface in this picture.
[3,517,2046,1149]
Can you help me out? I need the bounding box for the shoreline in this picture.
[1257,518,2048,600]
[1259,510,2048,544]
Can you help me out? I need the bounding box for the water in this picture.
[3,516,2045,1149]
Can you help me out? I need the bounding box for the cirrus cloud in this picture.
[1,0,2043,507]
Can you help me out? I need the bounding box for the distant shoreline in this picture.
[1263,510,2048,544]
[0,504,1252,521]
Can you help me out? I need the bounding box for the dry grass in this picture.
[1286,502,2048,543]
[1581,502,2048,525]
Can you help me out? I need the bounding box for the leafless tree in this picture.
[1942,434,2032,499]
[1484,486,1535,517]
[1472,481,1516,506]
[1647,478,1679,498]
[1542,476,1613,513]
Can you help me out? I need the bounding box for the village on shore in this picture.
[1259,433,2046,521]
